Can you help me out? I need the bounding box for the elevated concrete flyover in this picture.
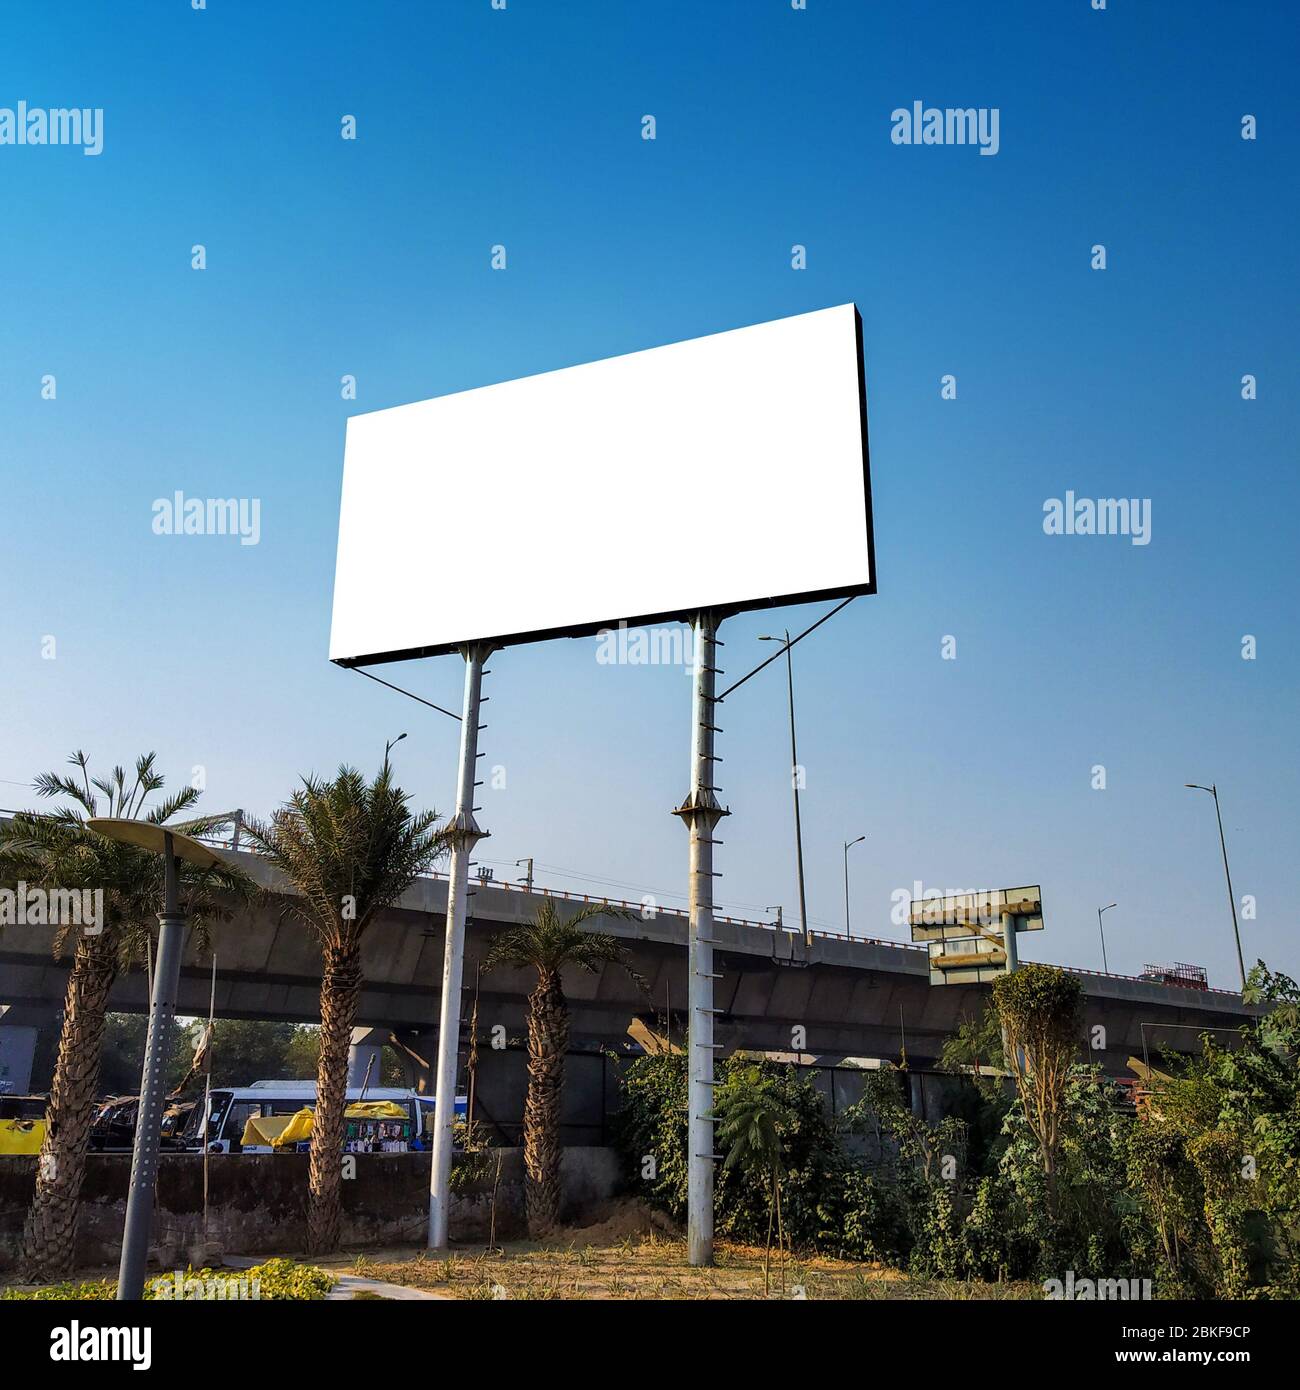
[1,846,1261,1100]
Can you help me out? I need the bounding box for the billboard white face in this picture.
[329,303,873,666]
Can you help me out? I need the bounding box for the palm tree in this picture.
[0,751,249,1280]
[717,1066,794,1296]
[240,761,447,1253]
[483,898,639,1238]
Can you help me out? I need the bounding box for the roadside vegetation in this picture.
[6,746,1293,1302]
[614,961,1300,1299]
[3,1256,334,1301]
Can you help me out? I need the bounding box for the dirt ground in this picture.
[321,1201,1042,1301]
[3,1201,1042,1301]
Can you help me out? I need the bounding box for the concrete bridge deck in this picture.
[2,848,1259,1086]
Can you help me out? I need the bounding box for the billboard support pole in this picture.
[674,612,729,1267]
[428,643,491,1250]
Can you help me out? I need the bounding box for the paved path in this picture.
[324,1272,446,1300]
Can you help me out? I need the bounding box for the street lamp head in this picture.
[86,818,225,870]
[846,834,865,849]
[1100,902,1117,913]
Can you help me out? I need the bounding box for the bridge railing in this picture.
[191,833,1242,995]
[414,866,929,953]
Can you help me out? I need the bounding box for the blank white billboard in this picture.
[329,303,874,666]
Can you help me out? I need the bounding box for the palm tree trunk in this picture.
[523,971,567,1237]
[308,941,361,1254]
[21,936,118,1280]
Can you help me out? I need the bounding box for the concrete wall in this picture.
[0,1147,624,1272]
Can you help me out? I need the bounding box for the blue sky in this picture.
[1,1,1296,989]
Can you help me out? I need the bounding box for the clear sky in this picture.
[2,1,1296,990]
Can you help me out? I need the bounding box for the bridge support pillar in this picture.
[347,1027,391,1088]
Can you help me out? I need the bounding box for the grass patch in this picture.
[341,1232,1042,1301]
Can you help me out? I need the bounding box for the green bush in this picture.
[4,1278,119,1301]
[828,1170,911,1264]
[614,1052,876,1255]
[3,1256,335,1301]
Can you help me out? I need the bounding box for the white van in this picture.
[181,1081,467,1154]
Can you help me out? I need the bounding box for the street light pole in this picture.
[1097,902,1116,975]
[843,835,865,936]
[761,631,809,945]
[85,818,225,1301]
[1185,783,1247,991]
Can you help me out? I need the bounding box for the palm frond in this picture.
[0,751,256,969]
[240,761,449,951]
[482,897,641,985]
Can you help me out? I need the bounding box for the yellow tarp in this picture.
[240,1113,296,1148]
[345,1101,407,1120]
[0,1119,46,1156]
[276,1101,408,1143]
[240,1101,410,1150]
[271,1107,316,1148]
